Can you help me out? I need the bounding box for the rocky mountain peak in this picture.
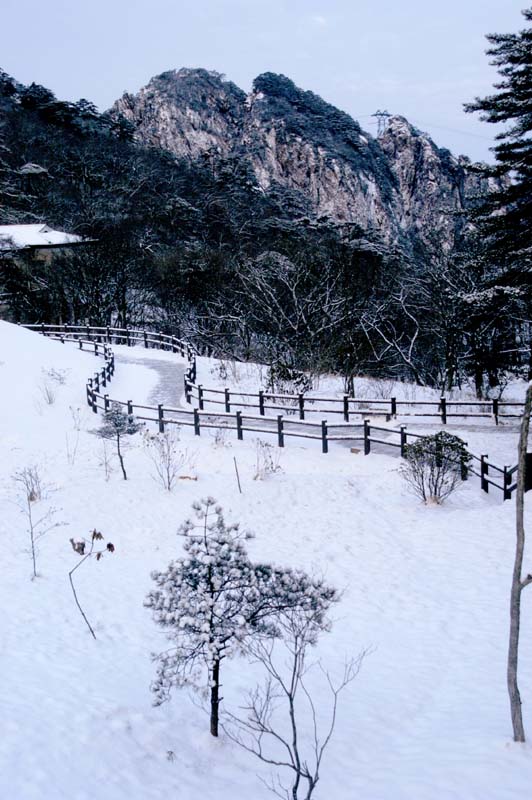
[111,69,491,253]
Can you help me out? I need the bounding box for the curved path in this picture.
[113,348,187,409]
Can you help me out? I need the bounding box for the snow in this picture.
[0,224,82,249]
[1,321,532,800]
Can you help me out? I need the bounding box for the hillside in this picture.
[1,321,532,800]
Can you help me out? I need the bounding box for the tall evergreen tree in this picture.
[465,7,532,283]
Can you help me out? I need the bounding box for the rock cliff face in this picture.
[112,69,487,252]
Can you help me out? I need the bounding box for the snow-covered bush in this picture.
[145,498,337,737]
[143,427,187,491]
[96,403,142,480]
[400,431,471,504]
[254,439,282,480]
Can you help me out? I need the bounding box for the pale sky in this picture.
[1,0,527,162]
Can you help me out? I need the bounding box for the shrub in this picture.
[400,431,471,504]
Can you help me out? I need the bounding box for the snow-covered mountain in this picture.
[112,69,491,252]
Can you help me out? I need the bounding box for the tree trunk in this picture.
[116,433,127,480]
[507,382,532,742]
[210,658,220,737]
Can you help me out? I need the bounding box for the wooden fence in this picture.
[23,323,519,501]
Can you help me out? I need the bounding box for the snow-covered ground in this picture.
[1,320,532,800]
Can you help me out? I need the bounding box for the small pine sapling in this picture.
[69,529,115,639]
[145,498,337,737]
[97,402,142,480]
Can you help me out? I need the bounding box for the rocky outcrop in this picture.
[112,70,490,253]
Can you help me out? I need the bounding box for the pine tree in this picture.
[97,403,142,480]
[465,7,532,283]
[145,498,337,737]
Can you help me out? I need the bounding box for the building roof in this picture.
[0,224,83,249]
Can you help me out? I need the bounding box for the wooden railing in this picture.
[24,324,519,501]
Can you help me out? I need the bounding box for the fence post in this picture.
[503,466,512,500]
[94,373,100,393]
[391,397,397,418]
[86,378,92,407]
[259,390,265,416]
[321,421,328,454]
[184,376,191,404]
[104,394,110,412]
[86,325,91,340]
[126,328,131,347]
[225,388,231,413]
[41,322,46,336]
[298,393,305,420]
[127,400,133,416]
[440,396,447,425]
[158,404,165,433]
[94,342,98,356]
[236,410,243,440]
[460,454,469,481]
[492,398,499,426]
[144,330,148,349]
[92,387,98,414]
[101,367,106,388]
[277,415,284,448]
[364,419,371,455]
[480,454,489,493]
[198,385,204,410]
[106,326,111,343]
[158,331,163,350]
[78,340,83,351]
[193,408,200,436]
[343,394,349,422]
[400,425,407,457]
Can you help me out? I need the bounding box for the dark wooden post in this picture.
[391,397,397,418]
[101,368,106,388]
[343,394,349,422]
[193,408,200,436]
[184,376,191,404]
[144,330,148,349]
[106,326,111,343]
[364,419,371,455]
[104,394,110,412]
[94,373,100,393]
[259,390,265,416]
[480,454,489,493]
[158,331,163,350]
[126,328,131,347]
[158,404,165,433]
[198,385,204,410]
[225,388,231,413]
[127,400,133,416]
[86,325,91,340]
[400,425,407,457]
[236,411,243,440]
[277,415,284,448]
[41,322,46,336]
[92,387,98,413]
[440,396,447,425]
[298,393,305,420]
[94,342,98,356]
[493,398,499,425]
[86,378,92,407]
[78,340,83,351]
[321,420,328,454]
[503,466,512,500]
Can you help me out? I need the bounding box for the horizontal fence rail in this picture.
[23,323,519,501]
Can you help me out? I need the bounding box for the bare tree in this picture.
[68,529,115,640]
[13,466,59,578]
[508,382,532,742]
[224,610,365,800]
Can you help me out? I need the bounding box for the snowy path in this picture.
[112,347,187,408]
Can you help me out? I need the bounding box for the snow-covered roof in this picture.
[0,224,83,249]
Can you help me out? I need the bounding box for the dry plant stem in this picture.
[508,383,532,742]
[233,457,242,494]
[69,550,97,640]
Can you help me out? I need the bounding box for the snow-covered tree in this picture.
[145,498,337,737]
[97,402,142,480]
